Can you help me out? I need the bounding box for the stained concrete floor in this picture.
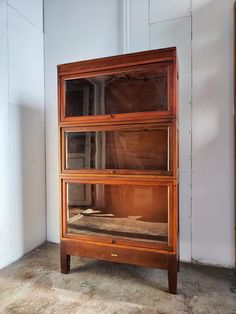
[0,243,235,314]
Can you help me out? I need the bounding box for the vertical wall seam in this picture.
[42,0,47,242]
[6,2,13,262]
[148,12,192,262]
[148,0,151,49]
[122,0,130,53]
[190,0,193,262]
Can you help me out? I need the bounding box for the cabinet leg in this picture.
[177,257,180,273]
[60,249,71,274]
[168,258,177,294]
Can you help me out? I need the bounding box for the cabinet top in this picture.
[58,47,177,77]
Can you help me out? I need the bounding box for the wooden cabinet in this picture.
[58,47,179,294]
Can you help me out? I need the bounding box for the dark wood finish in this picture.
[60,244,71,274]
[58,47,176,76]
[58,48,179,293]
[61,239,175,269]
[168,255,178,294]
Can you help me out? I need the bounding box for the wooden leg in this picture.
[177,257,180,273]
[168,257,177,294]
[60,248,71,274]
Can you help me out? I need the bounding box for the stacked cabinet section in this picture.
[58,48,179,294]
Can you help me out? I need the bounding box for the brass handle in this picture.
[111,253,118,257]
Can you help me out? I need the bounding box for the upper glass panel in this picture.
[64,126,169,172]
[64,65,168,117]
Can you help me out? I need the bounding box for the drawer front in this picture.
[61,239,176,269]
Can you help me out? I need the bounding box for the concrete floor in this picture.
[0,243,235,314]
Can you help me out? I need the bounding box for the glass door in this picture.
[62,179,174,249]
[60,61,174,123]
[61,123,174,175]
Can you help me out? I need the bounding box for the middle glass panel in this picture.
[64,125,170,172]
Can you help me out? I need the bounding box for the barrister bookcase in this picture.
[58,47,179,294]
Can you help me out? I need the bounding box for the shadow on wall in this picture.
[10,103,46,256]
[192,0,234,264]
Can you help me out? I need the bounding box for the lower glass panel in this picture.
[66,183,169,244]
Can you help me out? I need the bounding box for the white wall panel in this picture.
[128,0,149,52]
[8,6,45,256]
[0,0,11,269]
[150,0,191,23]
[8,0,43,31]
[192,0,234,267]
[43,0,235,267]
[150,17,192,261]
[0,2,45,269]
[192,170,234,266]
[44,0,122,242]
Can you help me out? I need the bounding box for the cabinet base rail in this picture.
[60,239,178,294]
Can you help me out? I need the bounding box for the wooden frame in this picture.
[60,122,176,176]
[61,177,176,251]
[58,49,177,126]
[58,47,179,294]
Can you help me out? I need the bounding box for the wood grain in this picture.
[58,47,179,293]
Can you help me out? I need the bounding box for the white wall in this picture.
[0,0,46,269]
[149,2,192,263]
[192,0,234,266]
[44,0,234,267]
[44,0,123,242]
[0,0,232,270]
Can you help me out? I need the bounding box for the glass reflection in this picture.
[67,183,168,243]
[65,127,169,171]
[65,66,168,117]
